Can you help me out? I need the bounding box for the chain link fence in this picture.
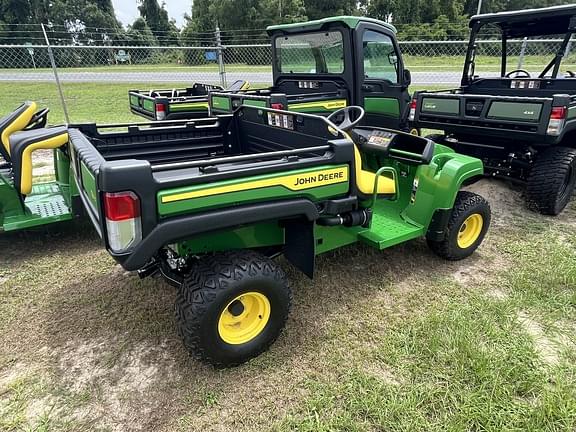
[0,27,574,124]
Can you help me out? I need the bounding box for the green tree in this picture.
[137,0,179,45]
[303,0,357,20]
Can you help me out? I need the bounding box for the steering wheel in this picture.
[566,71,576,78]
[506,69,531,78]
[327,106,365,132]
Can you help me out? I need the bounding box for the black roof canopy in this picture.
[470,4,576,37]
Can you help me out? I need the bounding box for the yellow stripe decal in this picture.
[161,166,349,203]
[288,99,347,111]
[177,102,209,109]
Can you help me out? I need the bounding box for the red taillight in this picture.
[104,192,140,222]
[271,103,284,110]
[408,98,417,121]
[550,106,567,120]
[155,103,167,120]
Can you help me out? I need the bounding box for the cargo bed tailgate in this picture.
[414,92,555,135]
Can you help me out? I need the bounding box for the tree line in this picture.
[0,0,574,46]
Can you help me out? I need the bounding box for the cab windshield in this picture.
[275,31,345,74]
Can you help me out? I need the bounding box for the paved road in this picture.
[0,70,487,86]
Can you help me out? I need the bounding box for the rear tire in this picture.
[526,146,576,215]
[427,191,491,261]
[175,250,291,368]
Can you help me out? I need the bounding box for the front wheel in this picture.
[427,191,491,261]
[175,250,291,367]
[526,146,576,215]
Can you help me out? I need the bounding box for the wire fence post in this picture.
[517,37,528,70]
[41,23,70,124]
[215,26,227,88]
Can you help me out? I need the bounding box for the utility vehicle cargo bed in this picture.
[69,106,355,246]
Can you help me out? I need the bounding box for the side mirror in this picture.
[403,69,412,87]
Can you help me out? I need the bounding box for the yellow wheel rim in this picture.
[457,214,484,249]
[409,128,420,136]
[218,292,271,345]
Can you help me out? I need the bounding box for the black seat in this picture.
[9,126,68,195]
[0,101,38,162]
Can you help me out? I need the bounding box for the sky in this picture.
[111,0,192,28]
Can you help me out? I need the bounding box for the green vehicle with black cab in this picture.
[131,16,413,132]
[68,100,491,367]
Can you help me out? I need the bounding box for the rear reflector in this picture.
[104,192,142,253]
[408,98,417,121]
[547,106,567,136]
[271,103,284,110]
[155,103,167,120]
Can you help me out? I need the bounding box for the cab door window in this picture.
[362,30,399,83]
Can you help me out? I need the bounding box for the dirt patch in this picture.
[486,287,508,300]
[59,338,177,432]
[0,362,26,391]
[32,149,55,177]
[362,362,401,386]
[25,395,59,422]
[451,251,509,286]
[517,312,560,367]
[465,179,526,227]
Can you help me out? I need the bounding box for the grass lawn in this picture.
[0,182,574,431]
[0,82,446,125]
[0,77,575,431]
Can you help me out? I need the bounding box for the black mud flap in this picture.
[283,218,315,279]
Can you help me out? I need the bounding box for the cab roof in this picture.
[266,16,396,36]
[470,4,576,37]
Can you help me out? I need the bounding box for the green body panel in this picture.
[157,165,350,217]
[129,95,139,107]
[142,99,155,112]
[179,222,284,254]
[267,15,397,34]
[171,144,482,257]
[210,95,232,112]
[80,161,98,210]
[487,101,542,122]
[314,224,359,254]
[243,99,268,108]
[0,173,23,225]
[364,97,400,117]
[421,98,460,115]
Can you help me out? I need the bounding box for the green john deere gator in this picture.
[67,97,491,367]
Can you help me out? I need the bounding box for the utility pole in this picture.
[477,0,483,15]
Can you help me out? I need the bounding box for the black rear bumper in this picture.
[111,198,320,271]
